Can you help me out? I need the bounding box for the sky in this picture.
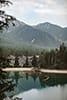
[2,0,67,27]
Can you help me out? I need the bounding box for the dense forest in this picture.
[0,42,67,69]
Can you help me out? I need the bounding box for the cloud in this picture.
[34,8,52,14]
[4,0,67,15]
[34,7,67,15]
[1,0,67,26]
[16,0,67,16]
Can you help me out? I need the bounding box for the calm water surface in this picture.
[5,72,67,100]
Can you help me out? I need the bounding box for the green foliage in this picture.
[23,56,30,67]
[39,52,45,68]
[0,0,16,30]
[25,56,29,66]
[0,43,67,69]
[0,69,15,99]
[39,43,67,69]
[32,55,38,67]
[14,56,19,67]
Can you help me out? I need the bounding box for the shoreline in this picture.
[2,68,67,74]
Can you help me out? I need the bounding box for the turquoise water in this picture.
[6,72,67,100]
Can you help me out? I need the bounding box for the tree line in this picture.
[0,43,67,69]
[23,42,67,69]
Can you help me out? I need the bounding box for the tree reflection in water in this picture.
[0,69,15,100]
[0,71,67,100]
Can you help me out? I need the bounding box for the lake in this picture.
[5,72,67,100]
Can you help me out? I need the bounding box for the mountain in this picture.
[0,21,60,49]
[34,22,67,42]
[62,28,67,41]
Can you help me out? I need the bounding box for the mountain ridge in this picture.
[34,22,67,42]
[0,20,67,49]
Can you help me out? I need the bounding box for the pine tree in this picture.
[14,56,19,67]
[0,0,16,30]
[0,1,16,99]
[32,55,38,67]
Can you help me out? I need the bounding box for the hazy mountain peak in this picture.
[36,22,62,28]
[0,20,67,49]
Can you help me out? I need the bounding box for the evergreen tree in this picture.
[23,56,29,67]
[0,1,18,99]
[25,56,29,66]
[0,0,16,30]
[0,69,15,100]
[32,55,38,67]
[14,56,19,67]
[39,52,45,68]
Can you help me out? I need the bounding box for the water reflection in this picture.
[39,73,67,87]
[13,84,67,100]
[5,72,67,100]
[9,72,67,88]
